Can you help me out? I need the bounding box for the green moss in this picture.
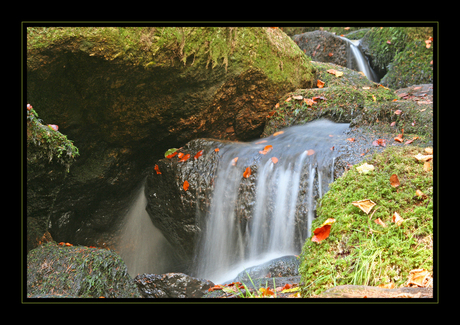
[26,105,79,172]
[299,146,433,297]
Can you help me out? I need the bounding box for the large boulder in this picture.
[27,242,141,298]
[26,27,315,248]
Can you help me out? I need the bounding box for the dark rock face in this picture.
[27,242,141,298]
[292,30,348,67]
[134,273,214,298]
[229,255,300,283]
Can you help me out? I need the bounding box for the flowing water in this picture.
[339,36,379,82]
[193,119,349,283]
[117,183,177,277]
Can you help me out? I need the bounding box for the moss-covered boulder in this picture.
[360,27,433,89]
[298,146,433,297]
[26,27,315,248]
[27,242,141,298]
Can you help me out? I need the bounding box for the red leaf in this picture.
[243,167,251,178]
[194,150,203,160]
[166,151,178,159]
[328,52,333,57]
[154,164,162,175]
[372,139,386,147]
[311,225,332,243]
[177,152,184,159]
[179,154,190,162]
[183,180,189,191]
[214,148,220,152]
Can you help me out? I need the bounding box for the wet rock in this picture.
[228,255,300,283]
[134,273,214,298]
[27,242,141,298]
[292,30,348,67]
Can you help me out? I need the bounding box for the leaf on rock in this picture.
[232,157,238,166]
[273,131,284,137]
[154,164,162,175]
[305,149,315,156]
[271,157,278,164]
[214,148,220,152]
[372,139,386,147]
[351,199,376,214]
[178,153,191,162]
[390,174,400,187]
[177,152,184,159]
[255,140,268,144]
[165,148,179,158]
[347,137,355,142]
[356,163,374,174]
[392,212,404,226]
[243,167,251,178]
[183,180,189,191]
[259,145,273,155]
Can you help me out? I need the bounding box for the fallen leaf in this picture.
[304,98,316,106]
[390,121,396,127]
[275,103,280,109]
[48,124,59,131]
[372,95,376,102]
[424,147,433,154]
[344,27,350,30]
[394,109,402,115]
[177,152,184,159]
[414,153,433,162]
[65,243,73,247]
[285,97,292,102]
[259,145,273,155]
[394,136,404,143]
[390,174,400,187]
[404,136,419,145]
[362,86,371,90]
[271,157,278,164]
[406,269,432,287]
[335,71,343,77]
[208,285,223,292]
[372,139,386,147]
[266,111,276,118]
[320,218,336,227]
[317,80,325,88]
[178,154,191,162]
[387,40,391,44]
[356,163,374,174]
[312,96,327,101]
[425,39,431,48]
[305,149,315,156]
[154,164,162,175]
[259,287,275,297]
[183,180,189,191]
[374,218,387,227]
[243,167,251,178]
[214,148,220,152]
[351,199,376,214]
[292,95,303,100]
[347,137,355,142]
[194,150,203,160]
[232,157,238,166]
[165,148,178,158]
[166,151,178,159]
[311,224,332,243]
[326,69,343,77]
[392,212,404,226]
[423,161,431,172]
[273,131,284,137]
[415,189,427,199]
[255,140,268,144]
[328,52,333,57]
[378,282,394,289]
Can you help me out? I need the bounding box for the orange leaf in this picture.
[271,157,278,164]
[243,167,251,178]
[58,242,65,246]
[154,164,162,175]
[65,243,73,247]
[183,180,189,191]
[177,152,184,159]
[394,109,402,115]
[166,151,178,159]
[273,131,284,136]
[328,52,333,57]
[178,154,190,162]
[351,199,376,214]
[255,140,267,144]
[317,80,325,88]
[259,287,275,297]
[374,218,387,227]
[194,150,203,160]
[259,145,273,155]
[305,149,315,156]
[214,148,220,152]
[311,224,332,243]
[232,157,238,166]
[275,103,280,109]
[347,138,355,142]
[424,161,431,172]
[266,111,276,118]
[304,98,316,106]
[372,139,386,147]
[392,212,404,226]
[390,174,400,187]
[407,269,431,287]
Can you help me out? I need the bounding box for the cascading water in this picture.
[339,36,379,82]
[193,119,349,283]
[116,182,177,277]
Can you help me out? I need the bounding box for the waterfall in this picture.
[193,119,349,283]
[116,183,176,277]
[339,36,379,82]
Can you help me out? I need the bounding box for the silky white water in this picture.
[339,37,379,82]
[194,119,349,283]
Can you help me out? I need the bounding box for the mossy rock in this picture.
[298,146,433,297]
[27,242,141,298]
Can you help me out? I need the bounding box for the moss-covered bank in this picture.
[299,146,433,297]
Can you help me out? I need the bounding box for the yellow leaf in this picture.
[414,153,433,162]
[335,71,343,77]
[424,147,433,154]
[356,163,374,174]
[351,199,376,214]
[372,94,376,102]
[320,218,336,227]
[406,269,432,287]
[423,161,431,172]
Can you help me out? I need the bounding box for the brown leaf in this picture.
[406,269,432,287]
[390,174,400,187]
[394,109,402,115]
[317,80,325,88]
[392,212,404,226]
[423,161,431,172]
[374,218,387,227]
[351,199,376,214]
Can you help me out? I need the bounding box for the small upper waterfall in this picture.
[193,119,349,283]
[339,36,379,82]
